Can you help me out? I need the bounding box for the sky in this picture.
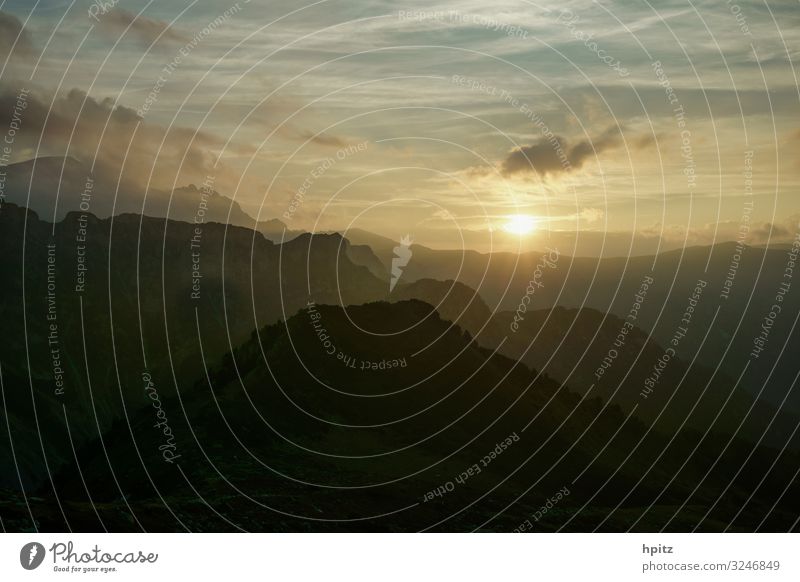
[0,0,798,255]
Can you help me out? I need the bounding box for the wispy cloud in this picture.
[0,10,35,58]
[97,8,189,46]
[297,130,348,148]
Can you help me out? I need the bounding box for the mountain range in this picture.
[0,157,798,532]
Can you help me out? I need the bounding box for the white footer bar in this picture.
[1,533,796,581]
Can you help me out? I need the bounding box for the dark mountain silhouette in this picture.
[346,231,800,416]
[0,156,304,242]
[0,202,381,491]
[388,278,800,447]
[3,300,796,532]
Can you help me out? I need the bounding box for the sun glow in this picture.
[502,214,538,236]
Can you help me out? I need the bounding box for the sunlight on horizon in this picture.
[502,214,538,236]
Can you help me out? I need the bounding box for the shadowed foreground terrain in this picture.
[3,301,799,532]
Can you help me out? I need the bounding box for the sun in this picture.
[502,214,538,236]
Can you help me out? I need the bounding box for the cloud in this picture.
[0,84,249,194]
[500,126,623,178]
[640,214,800,248]
[634,133,661,150]
[749,220,790,242]
[98,9,189,46]
[579,208,604,224]
[0,11,35,58]
[299,130,348,148]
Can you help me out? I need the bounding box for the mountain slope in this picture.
[389,278,800,444]
[0,202,382,491]
[17,300,798,532]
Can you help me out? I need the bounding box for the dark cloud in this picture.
[750,221,790,242]
[0,84,247,193]
[299,130,347,148]
[502,137,569,177]
[99,9,189,46]
[501,127,622,178]
[634,133,660,150]
[0,11,35,58]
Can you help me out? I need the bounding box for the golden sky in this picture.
[1,0,798,255]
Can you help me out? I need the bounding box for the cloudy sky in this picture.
[1,0,798,254]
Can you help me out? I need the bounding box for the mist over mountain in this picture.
[388,278,800,446]
[351,230,800,415]
[0,156,303,242]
